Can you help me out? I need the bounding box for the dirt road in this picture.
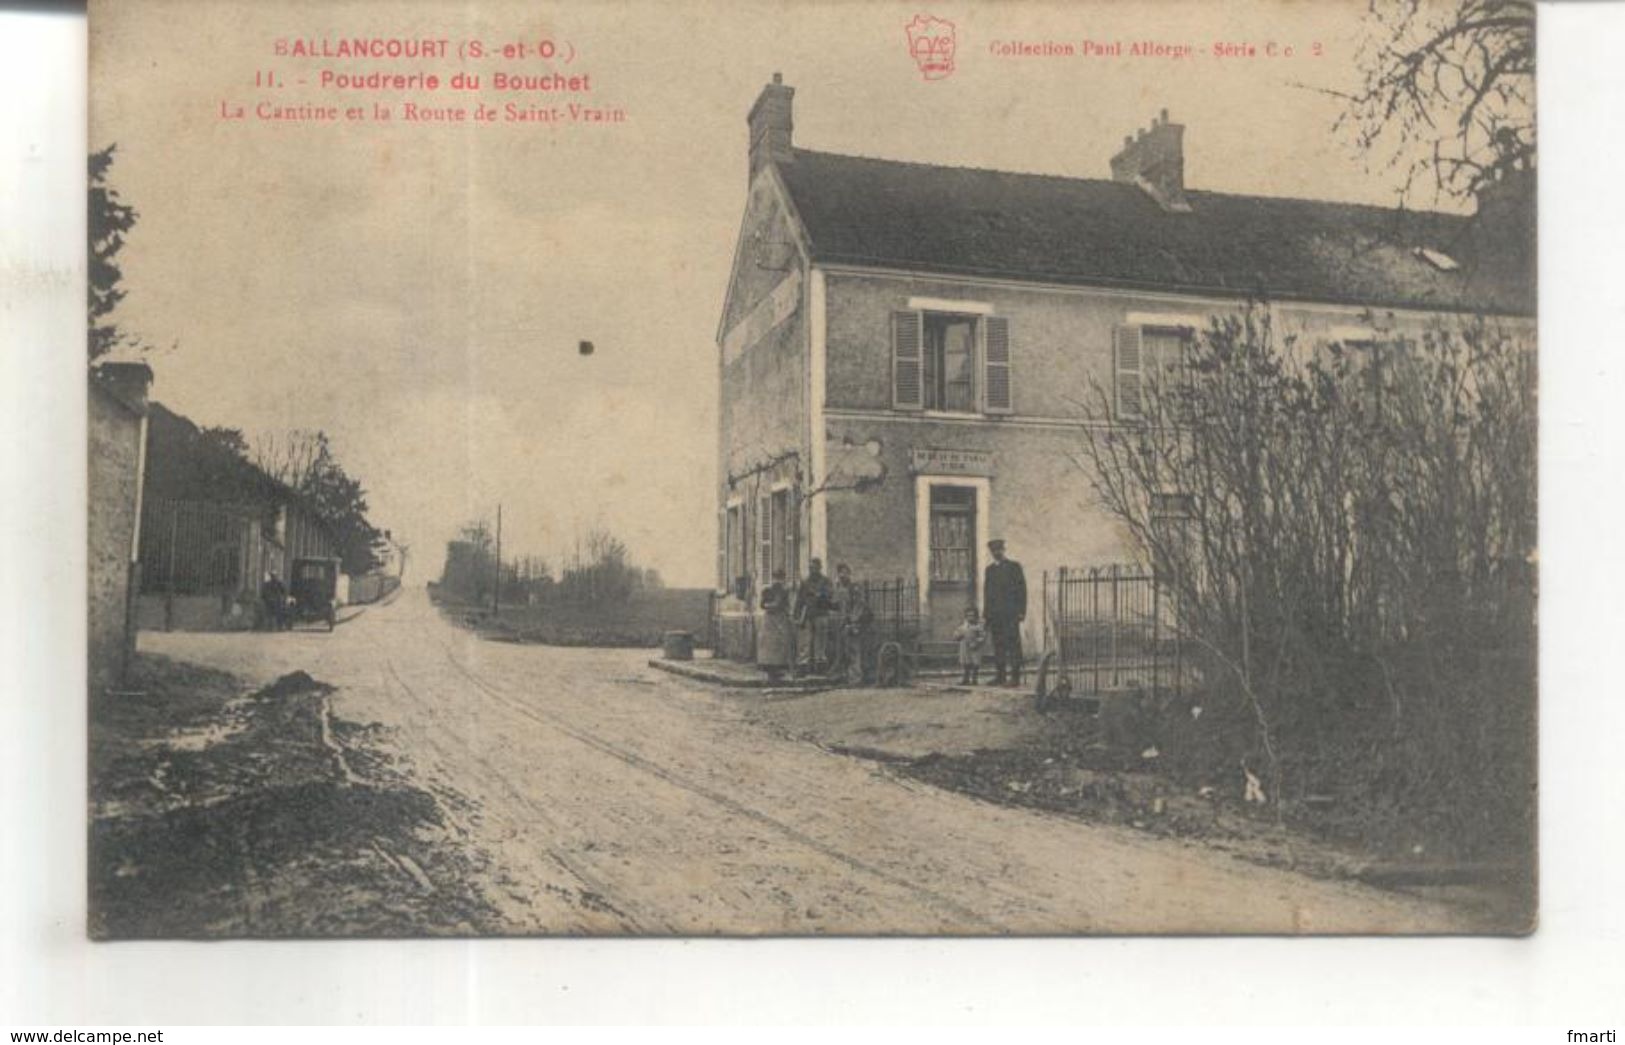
[140,587,1482,934]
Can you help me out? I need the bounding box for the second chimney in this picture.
[748,72,795,177]
[1110,109,1190,213]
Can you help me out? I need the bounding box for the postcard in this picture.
[86,0,1536,936]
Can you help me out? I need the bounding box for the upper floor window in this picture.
[924,313,978,412]
[892,309,1012,415]
[1333,337,1414,418]
[1114,324,1191,420]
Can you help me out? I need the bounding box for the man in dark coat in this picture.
[793,557,836,675]
[832,563,874,683]
[261,570,289,631]
[983,539,1027,687]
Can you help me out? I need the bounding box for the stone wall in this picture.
[87,368,149,691]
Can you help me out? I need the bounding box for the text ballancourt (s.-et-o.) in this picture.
[218,34,629,127]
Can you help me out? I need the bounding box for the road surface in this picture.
[141,586,1479,934]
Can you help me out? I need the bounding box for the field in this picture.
[429,584,711,648]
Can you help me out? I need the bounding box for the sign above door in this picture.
[909,447,994,477]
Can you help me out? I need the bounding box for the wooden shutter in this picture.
[758,494,772,586]
[1114,325,1144,420]
[892,310,923,410]
[984,316,1012,414]
[788,487,801,575]
[718,509,728,590]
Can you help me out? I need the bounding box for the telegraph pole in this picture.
[493,503,502,614]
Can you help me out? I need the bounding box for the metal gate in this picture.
[1041,564,1186,699]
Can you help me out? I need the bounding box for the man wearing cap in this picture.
[793,557,836,676]
[983,539,1027,687]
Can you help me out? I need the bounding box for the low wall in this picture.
[348,573,401,605]
[715,611,757,662]
[136,592,259,632]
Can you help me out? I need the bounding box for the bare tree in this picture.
[557,528,641,605]
[252,429,329,491]
[1341,0,1534,203]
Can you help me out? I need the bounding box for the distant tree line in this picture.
[437,521,662,608]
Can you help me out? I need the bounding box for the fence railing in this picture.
[1044,564,1187,697]
[139,498,260,596]
[857,577,921,651]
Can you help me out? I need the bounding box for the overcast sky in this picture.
[91,0,1442,587]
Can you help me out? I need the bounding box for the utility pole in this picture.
[493,503,502,614]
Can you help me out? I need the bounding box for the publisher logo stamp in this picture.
[905,15,957,80]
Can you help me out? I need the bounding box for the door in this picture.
[927,485,977,637]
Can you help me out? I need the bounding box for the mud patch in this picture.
[898,740,1531,919]
[90,655,504,938]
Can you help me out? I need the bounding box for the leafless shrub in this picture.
[1073,303,1535,856]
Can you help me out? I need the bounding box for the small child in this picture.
[953,605,988,685]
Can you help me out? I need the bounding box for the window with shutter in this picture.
[743,502,754,593]
[786,488,801,574]
[729,505,745,591]
[984,316,1012,414]
[924,314,977,412]
[1114,324,1144,420]
[892,310,923,410]
[767,488,793,579]
[1143,328,1191,419]
[758,495,772,585]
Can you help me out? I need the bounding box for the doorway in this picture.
[926,484,978,637]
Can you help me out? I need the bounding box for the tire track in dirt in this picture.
[372,649,658,933]
[421,623,1008,933]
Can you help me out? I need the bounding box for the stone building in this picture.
[87,363,153,691]
[135,402,337,631]
[714,76,1534,654]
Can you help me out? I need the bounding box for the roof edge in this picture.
[810,255,1536,320]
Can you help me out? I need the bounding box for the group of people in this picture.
[756,558,874,683]
[753,539,1028,688]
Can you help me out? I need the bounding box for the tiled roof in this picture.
[777,149,1534,316]
[145,402,304,512]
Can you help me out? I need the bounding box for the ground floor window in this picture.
[767,487,798,581]
[724,503,746,597]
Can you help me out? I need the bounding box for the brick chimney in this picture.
[748,73,794,176]
[1110,109,1190,213]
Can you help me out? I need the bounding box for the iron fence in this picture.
[1043,564,1187,698]
[857,577,921,650]
[139,497,260,596]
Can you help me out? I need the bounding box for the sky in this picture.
[89,0,1442,587]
